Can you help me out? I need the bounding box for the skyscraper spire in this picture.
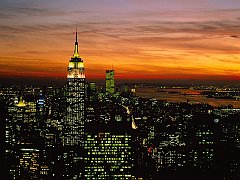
[73,26,79,58]
[76,26,78,42]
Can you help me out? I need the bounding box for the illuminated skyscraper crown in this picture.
[67,27,85,79]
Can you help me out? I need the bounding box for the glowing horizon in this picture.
[0,0,240,82]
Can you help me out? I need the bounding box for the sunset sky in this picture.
[1,0,240,83]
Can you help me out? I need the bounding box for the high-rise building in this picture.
[62,29,85,146]
[83,96,134,179]
[106,70,114,94]
[5,94,40,179]
[84,132,132,179]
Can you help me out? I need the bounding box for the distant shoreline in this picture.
[136,87,240,108]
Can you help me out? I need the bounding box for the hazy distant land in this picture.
[136,88,240,108]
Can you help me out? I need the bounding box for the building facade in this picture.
[62,30,85,146]
[106,70,115,94]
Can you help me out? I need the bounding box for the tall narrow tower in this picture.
[63,29,85,146]
[106,69,115,94]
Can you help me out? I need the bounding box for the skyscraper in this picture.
[84,105,133,179]
[63,29,85,146]
[106,70,115,94]
[84,132,132,179]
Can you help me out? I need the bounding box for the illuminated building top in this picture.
[67,28,85,79]
[16,96,26,107]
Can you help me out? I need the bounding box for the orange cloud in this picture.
[1,2,240,82]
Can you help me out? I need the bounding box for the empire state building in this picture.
[63,29,85,146]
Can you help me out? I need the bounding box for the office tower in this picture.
[84,98,133,179]
[84,132,132,179]
[188,115,215,168]
[7,96,37,145]
[1,98,8,179]
[36,91,46,138]
[89,82,96,92]
[86,82,97,102]
[106,70,114,94]
[216,113,240,179]
[36,92,45,118]
[84,122,132,179]
[63,29,85,146]
[5,95,40,179]
[18,147,40,178]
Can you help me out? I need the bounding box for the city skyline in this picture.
[1,3,240,177]
[1,0,240,83]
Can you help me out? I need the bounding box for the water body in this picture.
[136,88,240,108]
